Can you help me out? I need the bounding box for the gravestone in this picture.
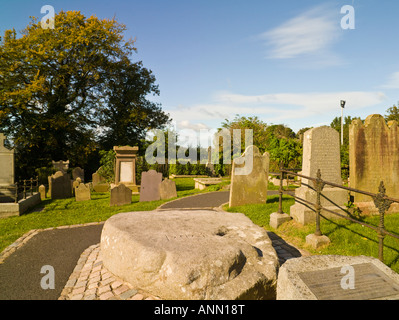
[72,167,84,182]
[110,183,132,206]
[114,146,139,192]
[38,185,46,200]
[277,255,399,300]
[49,171,72,199]
[92,168,109,193]
[349,114,399,213]
[139,170,163,202]
[52,160,69,173]
[101,210,279,300]
[75,183,91,202]
[159,178,177,200]
[229,145,269,207]
[0,133,15,202]
[290,126,348,225]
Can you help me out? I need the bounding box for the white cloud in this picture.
[167,90,386,132]
[381,71,399,89]
[258,5,342,65]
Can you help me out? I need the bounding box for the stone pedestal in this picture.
[305,233,331,249]
[0,133,15,201]
[269,212,291,229]
[114,146,139,192]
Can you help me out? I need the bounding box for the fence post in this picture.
[23,180,27,199]
[278,164,284,214]
[372,181,393,262]
[14,182,18,203]
[313,169,326,236]
[30,178,33,196]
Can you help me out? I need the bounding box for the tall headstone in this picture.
[229,145,269,207]
[349,114,399,213]
[290,126,348,225]
[49,171,72,199]
[114,146,139,192]
[159,178,177,200]
[139,170,163,202]
[0,133,15,201]
[110,183,132,206]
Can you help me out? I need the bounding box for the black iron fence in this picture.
[274,167,399,263]
[0,176,39,203]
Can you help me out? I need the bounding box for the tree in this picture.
[385,103,399,122]
[0,11,169,179]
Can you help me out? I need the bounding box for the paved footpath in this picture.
[0,191,309,300]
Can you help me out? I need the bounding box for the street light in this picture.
[340,100,346,145]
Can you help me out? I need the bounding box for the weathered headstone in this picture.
[52,160,69,173]
[139,170,163,202]
[72,167,84,182]
[0,133,15,202]
[277,255,399,300]
[110,183,132,206]
[229,145,269,207]
[92,168,109,193]
[114,146,139,192]
[349,114,399,213]
[101,210,279,300]
[39,185,46,200]
[75,183,91,202]
[290,126,348,225]
[49,171,72,199]
[159,178,177,200]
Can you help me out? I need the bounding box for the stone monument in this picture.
[72,167,84,182]
[114,146,139,192]
[52,160,69,173]
[48,171,72,199]
[139,170,163,202]
[159,178,177,200]
[0,133,15,202]
[100,210,279,300]
[349,114,399,213]
[290,126,348,225]
[75,183,91,202]
[92,168,109,193]
[229,145,269,207]
[110,183,132,206]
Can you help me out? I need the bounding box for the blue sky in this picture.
[1,0,398,142]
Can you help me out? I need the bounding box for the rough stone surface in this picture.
[277,255,399,300]
[38,185,46,200]
[110,184,132,206]
[0,133,15,187]
[92,168,110,193]
[290,126,348,225]
[159,178,177,200]
[139,170,162,202]
[72,167,85,182]
[349,114,399,203]
[100,210,279,300]
[229,145,269,207]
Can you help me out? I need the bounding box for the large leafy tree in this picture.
[384,103,399,122]
[0,11,169,178]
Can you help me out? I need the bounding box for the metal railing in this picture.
[0,176,39,203]
[274,167,399,263]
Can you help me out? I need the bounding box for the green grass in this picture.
[226,195,399,273]
[0,177,205,253]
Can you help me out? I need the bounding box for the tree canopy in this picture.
[0,11,169,178]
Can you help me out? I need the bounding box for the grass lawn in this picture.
[226,195,399,273]
[0,178,204,253]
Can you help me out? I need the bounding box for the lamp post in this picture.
[340,100,346,145]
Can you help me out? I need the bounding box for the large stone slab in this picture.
[75,183,91,202]
[100,210,279,300]
[110,183,132,206]
[229,145,269,207]
[277,255,399,300]
[48,171,72,199]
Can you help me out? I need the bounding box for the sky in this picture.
[1,0,398,146]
